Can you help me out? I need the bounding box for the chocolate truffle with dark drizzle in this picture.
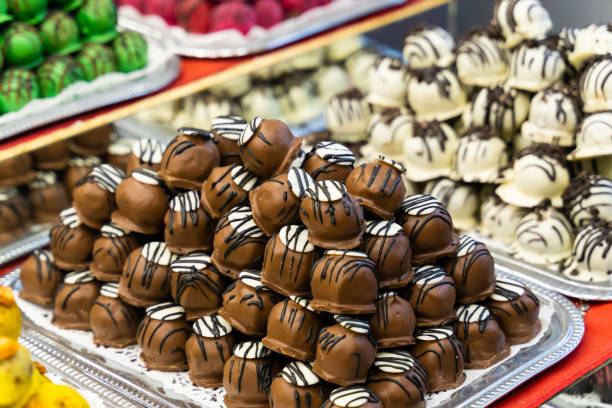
[90,222,137,282]
[302,141,356,182]
[0,187,30,241]
[370,291,416,348]
[201,164,259,219]
[27,171,69,223]
[270,361,329,408]
[19,250,63,307]
[164,190,214,254]
[50,207,96,270]
[403,265,457,327]
[90,282,141,348]
[321,386,383,408]
[63,156,101,196]
[223,341,274,408]
[73,164,125,229]
[52,271,100,330]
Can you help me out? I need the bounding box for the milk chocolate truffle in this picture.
[361,220,413,289]
[0,187,30,241]
[106,138,135,173]
[261,225,316,297]
[223,341,273,408]
[32,141,70,171]
[112,168,169,235]
[201,164,259,219]
[411,326,465,392]
[170,253,225,321]
[90,283,141,348]
[0,153,36,186]
[19,250,63,307]
[370,292,416,348]
[250,168,314,237]
[186,314,235,387]
[455,304,510,369]
[211,115,247,166]
[300,180,365,250]
[263,296,324,361]
[399,194,458,263]
[403,265,457,327]
[52,271,100,330]
[322,387,383,408]
[159,128,220,190]
[270,361,329,408]
[50,207,96,270]
[441,235,496,304]
[137,303,191,371]
[485,278,541,345]
[27,172,69,223]
[67,125,113,156]
[366,350,428,408]
[164,190,214,254]
[345,155,406,220]
[118,242,175,308]
[63,156,101,196]
[238,117,303,178]
[90,223,137,282]
[219,270,280,337]
[211,206,268,279]
[303,142,356,182]
[310,250,377,315]
[312,315,377,386]
[126,138,166,175]
[73,164,125,229]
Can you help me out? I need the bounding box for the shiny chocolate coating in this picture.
[223,342,274,408]
[90,283,141,348]
[19,250,63,307]
[28,173,69,223]
[90,224,138,282]
[0,189,30,241]
[211,115,246,166]
[53,272,100,330]
[32,141,70,171]
[63,156,100,196]
[370,292,416,348]
[73,164,125,229]
[321,387,383,408]
[303,141,356,182]
[269,361,329,408]
[0,153,36,186]
[50,208,96,270]
[67,125,113,156]
[201,164,258,219]
[403,265,457,327]
[164,190,214,254]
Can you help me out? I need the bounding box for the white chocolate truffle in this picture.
[314,64,352,102]
[325,89,373,143]
[291,47,326,71]
[402,121,458,182]
[480,195,528,244]
[406,67,467,121]
[326,36,364,62]
[579,56,612,113]
[240,85,282,120]
[562,222,612,282]
[569,24,612,69]
[345,50,378,94]
[456,30,509,87]
[453,126,508,183]
[513,205,574,265]
[492,0,553,48]
[402,25,455,69]
[497,144,570,208]
[424,177,479,231]
[280,76,323,125]
[209,75,251,98]
[521,85,582,146]
[507,39,566,91]
[513,132,536,156]
[568,112,612,160]
[361,108,414,161]
[178,93,233,131]
[366,56,409,108]
[562,173,612,227]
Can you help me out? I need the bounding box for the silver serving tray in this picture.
[118,0,406,58]
[0,265,584,408]
[0,223,51,266]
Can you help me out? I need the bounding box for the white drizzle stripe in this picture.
[329,387,378,407]
[374,350,417,373]
[287,167,315,199]
[233,341,271,359]
[178,127,214,140]
[90,164,125,193]
[413,265,447,285]
[334,315,370,334]
[281,361,320,386]
[456,304,490,323]
[100,283,119,298]
[169,190,200,212]
[373,154,406,173]
[101,222,130,237]
[132,168,160,185]
[192,314,233,338]
[279,225,314,252]
[456,235,480,257]
[489,278,526,301]
[415,326,454,341]
[325,250,368,258]
[401,194,442,215]
[68,156,101,166]
[226,206,264,237]
[239,116,263,146]
[141,242,174,266]
[0,187,17,200]
[238,270,267,289]
[289,296,315,312]
[230,165,259,192]
[60,207,82,228]
[171,252,212,274]
[314,141,355,165]
[132,139,165,164]
[365,220,403,236]
[305,180,346,202]
[29,171,57,188]
[64,270,95,284]
[212,115,247,141]
[146,302,185,320]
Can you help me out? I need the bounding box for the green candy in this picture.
[39,11,82,55]
[75,0,118,44]
[36,55,83,97]
[0,0,14,24]
[0,68,39,113]
[76,43,116,81]
[51,0,82,12]
[1,22,44,69]
[113,31,147,73]
[7,0,48,24]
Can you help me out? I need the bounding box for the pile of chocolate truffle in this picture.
[18,115,541,408]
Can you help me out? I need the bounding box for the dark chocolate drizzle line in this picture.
[317,327,346,352]
[215,208,264,260]
[563,174,612,225]
[368,361,428,401]
[174,268,223,305]
[92,235,134,270]
[123,251,170,292]
[406,266,454,312]
[263,228,310,283]
[50,225,76,252]
[457,305,491,339]
[33,250,54,283]
[60,285,81,310]
[362,231,409,284]
[448,242,492,287]
[568,222,612,277]
[312,252,376,285]
[163,139,196,170]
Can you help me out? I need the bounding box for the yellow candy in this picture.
[0,343,42,408]
[0,286,21,340]
[25,383,90,408]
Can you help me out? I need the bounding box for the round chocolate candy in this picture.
[201,164,259,219]
[73,164,125,229]
[52,271,100,330]
[403,265,457,327]
[223,341,274,408]
[303,141,356,182]
[370,291,416,348]
[270,361,329,408]
[19,250,63,307]
[164,190,214,254]
[90,223,137,282]
[27,171,69,223]
[50,207,96,270]
[90,282,141,348]
[211,115,246,166]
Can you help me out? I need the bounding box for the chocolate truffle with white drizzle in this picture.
[19,250,63,307]
[27,171,69,223]
[90,222,137,282]
[322,386,383,408]
[270,361,330,408]
[90,282,141,348]
[63,156,101,195]
[164,190,214,254]
[370,291,416,348]
[73,163,125,229]
[52,271,100,330]
[302,141,356,182]
[50,207,97,270]
[201,164,259,219]
[125,138,165,175]
[223,341,274,408]
[0,187,29,241]
[211,115,247,166]
[403,265,457,327]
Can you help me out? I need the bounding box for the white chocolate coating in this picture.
[314,64,352,102]
[346,50,378,94]
[402,26,455,69]
[568,112,612,160]
[280,77,323,125]
[424,178,479,231]
[366,57,409,108]
[479,196,528,244]
[580,57,612,113]
[281,361,320,386]
[233,341,271,359]
[569,24,612,69]
[361,108,414,161]
[325,91,372,143]
[493,0,553,48]
[453,129,508,183]
[507,41,566,91]
[562,224,612,282]
[456,32,509,87]
[402,121,458,182]
[241,87,282,120]
[406,67,467,121]
[146,303,185,321]
[565,175,612,227]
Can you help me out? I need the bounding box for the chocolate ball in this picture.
[321,387,383,408]
[27,171,69,223]
[32,141,70,171]
[442,235,496,304]
[0,187,30,241]
[399,194,459,264]
[303,141,356,182]
[111,168,169,235]
[201,164,258,219]
[403,265,457,327]
[159,128,220,190]
[219,270,280,337]
[270,361,329,408]
[211,115,246,166]
[186,314,235,387]
[90,283,141,348]
[50,207,96,270]
[250,168,314,236]
[170,252,225,321]
[261,225,316,297]
[238,117,303,177]
[73,164,125,229]
[126,138,166,175]
[312,316,377,386]
[361,220,413,289]
[67,124,113,156]
[366,350,428,408]
[63,156,101,196]
[310,250,378,315]
[411,326,465,392]
[164,190,214,254]
[90,223,138,282]
[223,341,274,408]
[137,303,191,371]
[485,278,541,345]
[299,180,365,249]
[263,297,324,361]
[346,155,406,219]
[455,304,510,369]
[118,242,176,308]
[19,250,63,307]
[0,153,36,186]
[52,271,100,330]
[370,292,416,348]
[211,206,267,279]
